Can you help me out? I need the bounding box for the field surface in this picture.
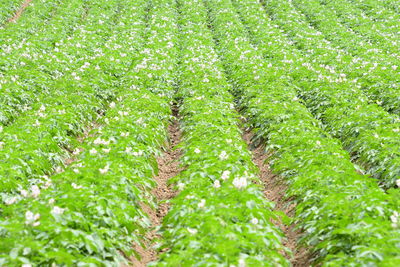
[0,0,399,266]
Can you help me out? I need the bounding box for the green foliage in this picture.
[207,0,400,265]
[153,0,289,265]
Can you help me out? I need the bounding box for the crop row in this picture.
[0,0,89,125]
[206,0,400,265]
[154,0,288,265]
[285,0,400,116]
[0,0,23,24]
[259,0,400,117]
[317,0,400,50]
[0,0,178,264]
[351,0,400,25]
[352,0,400,14]
[290,0,399,60]
[0,0,143,196]
[251,0,400,188]
[0,88,170,265]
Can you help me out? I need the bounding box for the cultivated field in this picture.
[0,0,399,266]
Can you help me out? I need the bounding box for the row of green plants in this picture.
[0,87,171,265]
[0,0,90,125]
[206,0,400,265]
[0,0,176,265]
[286,0,400,116]
[359,0,400,29]
[154,0,289,265]
[0,0,64,45]
[290,0,399,60]
[0,0,145,199]
[0,0,23,24]
[353,0,400,14]
[317,0,399,50]
[257,0,400,188]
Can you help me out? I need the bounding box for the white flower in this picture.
[391,211,399,228]
[99,164,110,174]
[133,151,143,156]
[122,111,128,116]
[55,166,64,173]
[187,228,198,235]
[102,148,111,153]
[120,132,130,137]
[4,196,17,205]
[238,258,246,267]
[20,190,28,197]
[233,177,247,190]
[213,180,221,189]
[219,151,228,160]
[198,199,206,209]
[109,102,116,108]
[22,264,32,267]
[221,170,231,180]
[250,218,259,225]
[396,179,400,188]
[71,183,82,189]
[51,206,65,215]
[25,211,40,226]
[125,147,132,153]
[73,168,80,174]
[43,180,52,189]
[48,198,55,204]
[89,148,97,155]
[136,117,144,124]
[31,185,40,198]
[25,211,34,222]
[194,148,201,154]
[33,120,41,127]
[0,126,3,133]
[177,182,185,190]
[226,139,232,143]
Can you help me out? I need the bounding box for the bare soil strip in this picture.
[131,106,183,267]
[242,129,312,267]
[7,0,33,24]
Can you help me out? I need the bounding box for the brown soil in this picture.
[242,130,313,267]
[7,0,33,24]
[130,106,182,267]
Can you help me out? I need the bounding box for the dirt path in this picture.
[131,106,183,267]
[242,129,312,267]
[7,0,33,24]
